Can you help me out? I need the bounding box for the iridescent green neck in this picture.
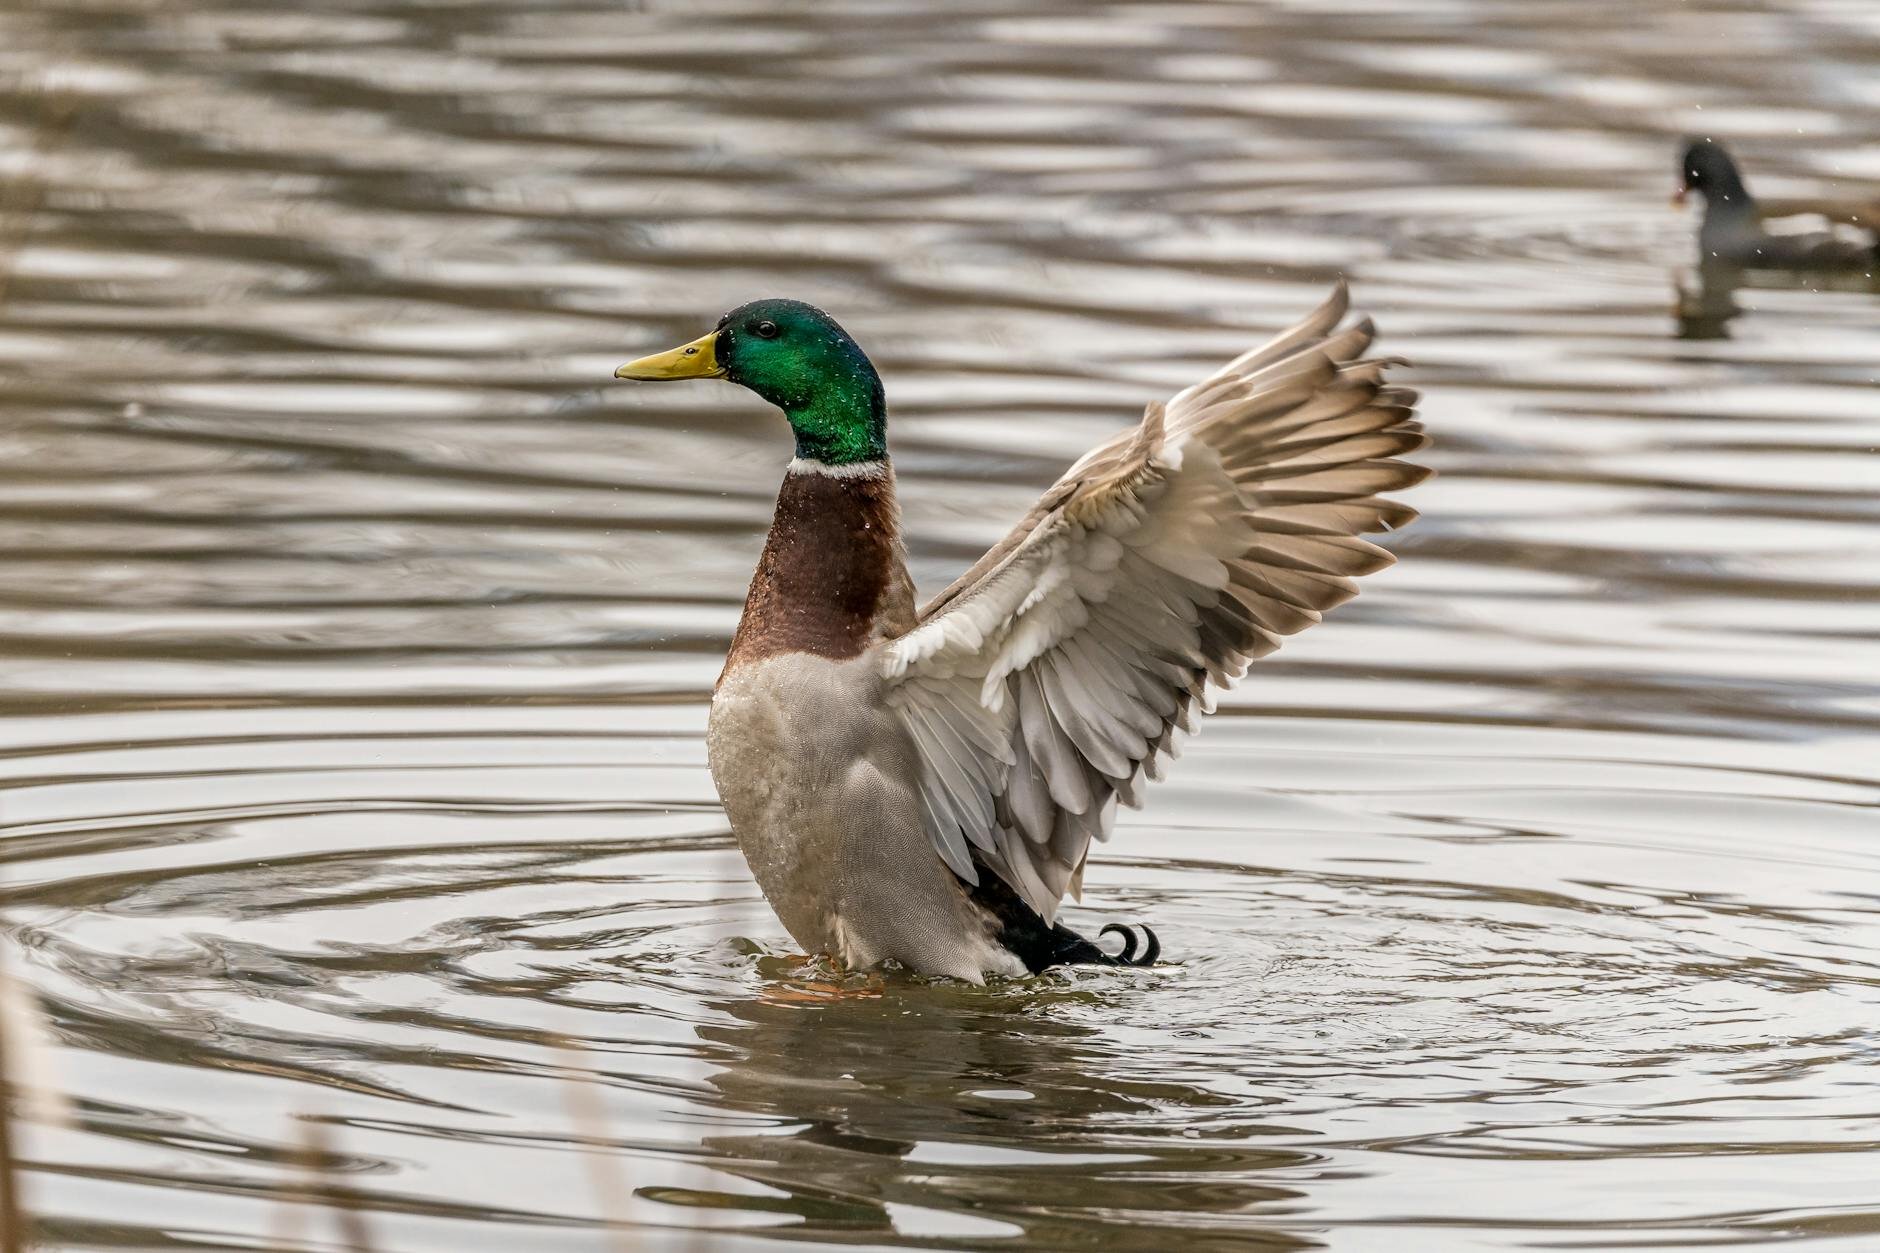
[783,362,887,465]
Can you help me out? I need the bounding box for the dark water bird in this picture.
[1676,137,1879,271]
[614,285,1425,981]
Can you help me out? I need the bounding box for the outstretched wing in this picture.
[874,283,1428,918]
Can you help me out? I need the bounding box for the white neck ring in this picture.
[788,457,887,479]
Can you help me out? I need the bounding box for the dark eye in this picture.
[752,320,780,339]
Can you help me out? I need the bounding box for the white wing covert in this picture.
[876,284,1427,919]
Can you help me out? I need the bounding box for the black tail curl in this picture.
[1099,922,1161,967]
[968,857,1162,973]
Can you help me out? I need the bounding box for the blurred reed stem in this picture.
[272,1116,379,1253]
[557,1045,640,1253]
[301,1120,377,1253]
[0,74,81,1253]
[0,956,26,1253]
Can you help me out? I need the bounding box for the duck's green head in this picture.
[616,299,887,466]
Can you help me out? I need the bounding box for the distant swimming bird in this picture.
[615,285,1425,982]
[1677,137,1879,270]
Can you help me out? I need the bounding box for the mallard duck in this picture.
[615,285,1425,981]
[1677,138,1879,270]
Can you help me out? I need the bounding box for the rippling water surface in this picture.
[2,1,1878,1249]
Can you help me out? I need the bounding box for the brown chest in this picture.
[721,467,915,679]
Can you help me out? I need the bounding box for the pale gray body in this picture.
[708,652,1027,981]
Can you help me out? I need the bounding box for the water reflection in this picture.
[1674,260,1748,340]
[683,972,1315,1249]
[1675,258,1880,339]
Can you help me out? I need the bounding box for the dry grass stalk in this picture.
[0,68,82,1253]
[556,1044,640,1253]
[0,947,73,1253]
[0,955,31,1253]
[272,1115,379,1253]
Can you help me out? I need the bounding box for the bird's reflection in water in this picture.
[650,960,1321,1250]
[1674,260,1748,340]
[1675,258,1880,340]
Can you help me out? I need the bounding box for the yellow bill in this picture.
[615,330,724,380]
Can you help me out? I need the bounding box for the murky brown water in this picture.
[1,1,1878,1249]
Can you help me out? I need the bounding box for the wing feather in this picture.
[875,283,1427,918]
